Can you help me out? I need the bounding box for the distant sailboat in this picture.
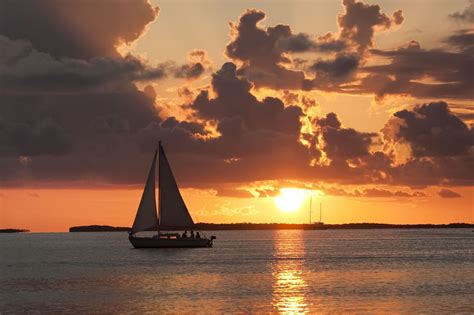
[128,142,215,248]
[308,193,327,230]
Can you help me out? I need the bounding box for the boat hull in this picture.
[129,236,213,248]
[304,223,327,230]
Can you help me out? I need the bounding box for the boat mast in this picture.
[319,202,322,223]
[157,141,162,232]
[309,192,312,224]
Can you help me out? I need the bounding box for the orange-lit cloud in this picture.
[0,0,472,230]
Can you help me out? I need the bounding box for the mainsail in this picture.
[158,143,195,228]
[131,150,158,233]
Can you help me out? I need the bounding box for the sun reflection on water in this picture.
[272,230,309,314]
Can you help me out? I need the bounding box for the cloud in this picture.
[357,37,474,99]
[314,113,376,161]
[173,50,211,80]
[338,0,403,53]
[223,3,406,92]
[382,102,474,187]
[160,117,209,136]
[438,189,462,198]
[309,53,360,85]
[1,118,73,156]
[275,32,347,53]
[191,62,304,136]
[215,188,254,198]
[0,36,170,92]
[449,0,474,23]
[324,186,426,198]
[256,188,280,198]
[0,88,159,158]
[383,102,474,157]
[225,9,309,89]
[0,0,472,192]
[0,0,159,59]
[445,29,474,53]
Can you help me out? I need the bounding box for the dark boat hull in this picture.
[304,223,327,230]
[129,236,213,248]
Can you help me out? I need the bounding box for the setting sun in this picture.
[275,189,306,212]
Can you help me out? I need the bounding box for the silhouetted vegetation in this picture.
[69,223,473,232]
[69,225,130,232]
[0,229,29,233]
[194,223,473,230]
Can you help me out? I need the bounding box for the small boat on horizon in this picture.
[306,193,327,230]
[128,142,215,248]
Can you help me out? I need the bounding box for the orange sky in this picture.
[1,187,472,232]
[1,0,473,231]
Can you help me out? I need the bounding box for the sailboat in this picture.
[128,142,216,248]
[307,193,327,230]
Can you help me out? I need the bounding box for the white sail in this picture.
[131,150,158,233]
[158,144,194,228]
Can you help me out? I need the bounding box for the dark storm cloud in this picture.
[225,9,309,89]
[174,63,205,80]
[449,0,474,23]
[384,102,474,157]
[338,0,403,53]
[361,188,424,198]
[356,38,474,99]
[223,2,403,92]
[275,33,347,53]
[160,117,209,136]
[445,29,474,53]
[390,154,474,187]
[438,189,462,198]
[0,0,159,59]
[381,102,474,187]
[0,36,170,92]
[309,54,359,85]
[314,113,376,161]
[324,186,425,198]
[0,88,159,157]
[173,50,211,80]
[191,63,304,136]
[0,118,72,156]
[0,0,472,192]
[316,113,341,129]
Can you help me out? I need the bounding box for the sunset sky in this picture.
[1,0,473,231]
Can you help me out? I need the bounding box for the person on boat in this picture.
[182,230,188,238]
[190,231,195,238]
[196,232,201,239]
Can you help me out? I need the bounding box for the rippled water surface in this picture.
[1,229,473,313]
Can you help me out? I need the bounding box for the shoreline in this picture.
[0,229,30,233]
[68,223,474,232]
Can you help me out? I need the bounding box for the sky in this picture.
[0,0,473,231]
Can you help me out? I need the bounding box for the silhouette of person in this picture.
[196,232,201,239]
[190,231,195,238]
[182,230,188,238]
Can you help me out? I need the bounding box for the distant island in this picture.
[69,223,473,232]
[0,228,30,233]
[69,225,130,232]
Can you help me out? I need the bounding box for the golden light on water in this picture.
[275,188,306,212]
[272,230,309,313]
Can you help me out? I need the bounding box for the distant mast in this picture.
[319,202,322,223]
[309,191,324,225]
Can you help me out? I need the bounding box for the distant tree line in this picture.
[68,223,473,232]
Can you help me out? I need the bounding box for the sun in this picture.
[275,188,306,212]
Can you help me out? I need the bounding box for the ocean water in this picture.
[1,229,473,314]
